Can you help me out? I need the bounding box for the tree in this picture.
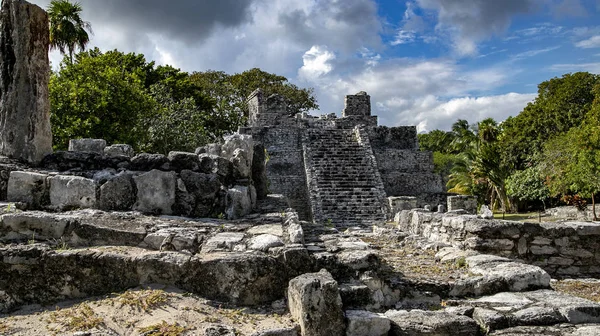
[446,119,511,211]
[50,49,218,152]
[47,0,92,63]
[506,166,550,210]
[500,72,600,170]
[190,68,319,124]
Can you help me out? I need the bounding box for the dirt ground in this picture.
[0,285,295,336]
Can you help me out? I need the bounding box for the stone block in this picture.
[247,234,284,252]
[68,138,106,153]
[133,170,176,215]
[345,310,390,336]
[49,175,96,209]
[168,151,199,172]
[288,269,345,336]
[7,171,48,208]
[221,134,254,179]
[104,144,134,158]
[199,154,234,180]
[225,185,253,219]
[129,153,169,171]
[98,173,136,211]
[385,310,479,336]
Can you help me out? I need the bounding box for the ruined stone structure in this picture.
[241,89,445,226]
[0,0,52,164]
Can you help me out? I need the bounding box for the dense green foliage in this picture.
[500,72,600,170]
[50,49,319,154]
[50,49,217,153]
[190,68,319,119]
[47,0,92,63]
[420,72,600,214]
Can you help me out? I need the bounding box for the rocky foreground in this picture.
[1,205,600,335]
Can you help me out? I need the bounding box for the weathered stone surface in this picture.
[252,143,268,199]
[49,175,96,209]
[202,232,245,253]
[248,234,284,252]
[179,170,223,217]
[129,153,170,171]
[226,185,253,219]
[40,151,115,171]
[104,144,134,158]
[450,255,551,297]
[202,324,237,336]
[457,290,600,332]
[249,327,299,336]
[489,324,600,336]
[288,269,345,336]
[98,173,136,211]
[284,212,304,244]
[168,151,199,172]
[68,139,106,153]
[0,0,52,164]
[385,309,479,336]
[222,133,254,179]
[345,310,390,336]
[480,204,494,219]
[6,171,48,208]
[0,211,70,240]
[199,154,234,180]
[133,169,176,215]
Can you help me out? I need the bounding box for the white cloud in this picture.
[298,46,336,81]
[391,30,416,45]
[575,35,600,48]
[549,62,600,73]
[511,46,561,60]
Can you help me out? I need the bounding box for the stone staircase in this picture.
[303,127,386,227]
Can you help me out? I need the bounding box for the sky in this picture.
[29,0,600,132]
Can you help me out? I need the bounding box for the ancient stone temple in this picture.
[0,0,52,164]
[240,89,445,226]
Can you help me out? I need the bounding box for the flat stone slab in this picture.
[450,254,551,297]
[247,224,283,236]
[202,232,246,252]
[450,290,600,333]
[385,309,479,336]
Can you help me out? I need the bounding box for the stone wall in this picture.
[5,135,267,220]
[398,209,600,277]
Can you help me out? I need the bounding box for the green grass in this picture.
[493,212,554,222]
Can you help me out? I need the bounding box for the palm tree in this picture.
[47,0,92,63]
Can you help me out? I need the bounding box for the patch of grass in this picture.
[553,280,600,302]
[138,320,187,336]
[47,303,104,332]
[0,321,9,333]
[455,256,467,268]
[117,289,169,311]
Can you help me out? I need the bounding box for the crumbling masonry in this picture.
[240,89,445,226]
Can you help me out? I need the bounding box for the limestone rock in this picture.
[49,175,96,209]
[480,204,494,219]
[68,139,106,153]
[252,143,268,199]
[202,232,245,253]
[0,0,52,164]
[450,255,551,297]
[6,171,48,208]
[130,153,170,171]
[104,144,134,158]
[345,310,390,336]
[385,309,479,336]
[248,234,284,252]
[198,153,234,183]
[168,151,199,172]
[249,327,299,336]
[133,169,176,215]
[179,170,223,217]
[288,269,345,336]
[98,172,136,211]
[202,324,237,336]
[225,185,253,219]
[221,134,254,179]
